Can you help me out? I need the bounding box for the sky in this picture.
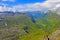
[0,0,60,12]
[0,0,46,7]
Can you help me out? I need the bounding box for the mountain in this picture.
[0,11,60,40]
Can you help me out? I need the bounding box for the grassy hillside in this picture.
[0,12,60,40]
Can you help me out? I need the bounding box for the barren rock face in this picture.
[49,28,60,40]
[0,26,25,40]
[43,27,60,40]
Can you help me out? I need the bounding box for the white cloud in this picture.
[0,0,60,13]
[12,0,60,12]
[47,0,60,2]
[12,3,48,12]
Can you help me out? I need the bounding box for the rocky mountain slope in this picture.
[0,11,60,40]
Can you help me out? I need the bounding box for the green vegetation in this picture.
[0,12,60,40]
